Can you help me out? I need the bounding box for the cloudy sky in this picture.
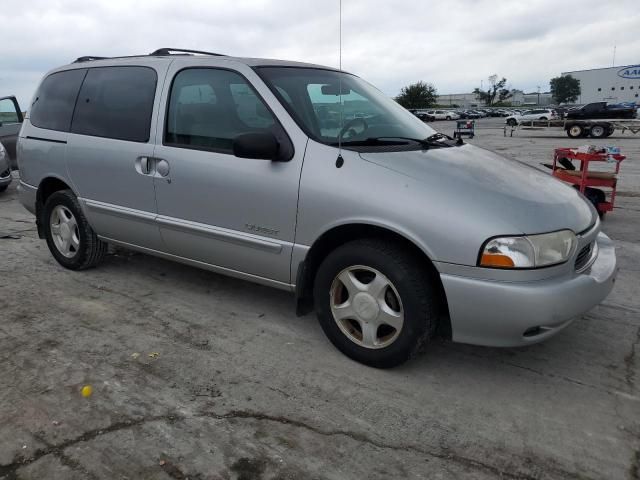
[2,0,639,108]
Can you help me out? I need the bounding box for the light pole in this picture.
[537,86,541,106]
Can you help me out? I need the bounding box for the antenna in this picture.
[337,0,343,159]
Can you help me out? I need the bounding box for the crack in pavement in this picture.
[203,410,592,480]
[0,414,179,479]
[448,347,609,394]
[625,325,640,390]
[0,409,594,480]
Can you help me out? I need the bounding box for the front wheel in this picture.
[313,239,437,368]
[507,118,517,126]
[567,124,583,138]
[43,190,108,270]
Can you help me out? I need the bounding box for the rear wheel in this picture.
[43,190,107,270]
[589,124,607,138]
[314,239,437,368]
[604,125,615,137]
[507,118,517,126]
[567,124,583,138]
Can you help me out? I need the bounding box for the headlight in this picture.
[479,230,577,269]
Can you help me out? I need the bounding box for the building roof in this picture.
[562,63,640,75]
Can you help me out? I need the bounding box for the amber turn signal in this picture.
[480,252,515,268]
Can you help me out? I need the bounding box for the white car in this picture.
[426,110,460,121]
[506,108,557,126]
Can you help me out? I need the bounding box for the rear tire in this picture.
[589,124,607,138]
[567,124,583,138]
[313,239,437,368]
[507,118,517,126]
[43,190,107,270]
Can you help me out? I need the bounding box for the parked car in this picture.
[505,108,557,126]
[565,102,637,120]
[0,96,24,170]
[17,48,617,368]
[0,142,11,192]
[459,110,482,119]
[408,109,435,122]
[426,110,459,120]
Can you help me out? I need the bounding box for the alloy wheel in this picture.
[330,265,404,349]
[50,205,80,258]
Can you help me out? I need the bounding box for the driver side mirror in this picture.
[233,131,281,161]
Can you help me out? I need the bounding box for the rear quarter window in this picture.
[71,66,157,142]
[30,69,87,132]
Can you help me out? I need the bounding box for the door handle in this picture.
[136,156,151,175]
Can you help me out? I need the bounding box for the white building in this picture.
[562,64,640,105]
[436,92,482,108]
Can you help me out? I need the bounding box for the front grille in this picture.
[575,243,593,271]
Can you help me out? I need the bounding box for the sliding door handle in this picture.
[135,156,151,175]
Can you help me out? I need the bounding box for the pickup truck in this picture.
[0,96,24,170]
[566,102,637,120]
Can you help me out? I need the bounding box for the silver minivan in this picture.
[17,49,617,367]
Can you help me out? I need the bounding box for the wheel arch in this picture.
[35,176,75,238]
[295,222,451,339]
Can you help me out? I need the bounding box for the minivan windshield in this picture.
[257,67,436,149]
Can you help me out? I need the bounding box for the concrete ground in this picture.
[1,118,639,479]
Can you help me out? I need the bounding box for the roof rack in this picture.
[149,48,225,57]
[73,56,110,63]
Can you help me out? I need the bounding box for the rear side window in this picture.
[165,68,277,153]
[30,69,87,131]
[71,66,157,142]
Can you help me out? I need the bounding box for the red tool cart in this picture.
[551,147,625,218]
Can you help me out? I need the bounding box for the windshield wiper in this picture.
[333,133,462,148]
[332,137,417,147]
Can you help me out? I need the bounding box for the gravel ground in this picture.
[1,118,639,479]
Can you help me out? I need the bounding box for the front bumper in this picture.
[440,232,617,347]
[0,169,11,188]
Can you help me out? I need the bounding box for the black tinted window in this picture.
[71,66,157,142]
[165,68,277,153]
[30,69,86,131]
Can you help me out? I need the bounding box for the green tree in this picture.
[473,75,512,106]
[395,81,438,109]
[550,75,581,104]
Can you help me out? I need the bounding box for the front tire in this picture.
[43,190,107,270]
[567,124,583,138]
[313,239,437,368]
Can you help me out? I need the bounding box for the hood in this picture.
[359,144,596,235]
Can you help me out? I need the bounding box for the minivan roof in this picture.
[67,48,340,72]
